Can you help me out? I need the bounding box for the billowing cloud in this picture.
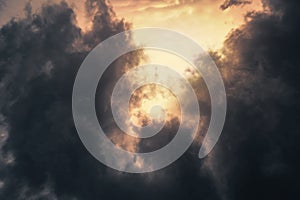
[0,0,299,199]
[204,0,300,199]
[0,1,143,199]
[0,0,213,199]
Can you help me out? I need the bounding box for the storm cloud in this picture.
[208,0,300,199]
[0,0,299,200]
[0,1,144,199]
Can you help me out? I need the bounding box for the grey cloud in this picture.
[0,1,218,199]
[0,0,299,199]
[220,0,251,10]
[206,0,300,199]
[0,1,142,199]
[0,0,5,10]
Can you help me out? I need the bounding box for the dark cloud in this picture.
[0,1,144,199]
[0,0,217,199]
[0,0,5,10]
[209,0,300,199]
[220,0,251,10]
[0,0,299,199]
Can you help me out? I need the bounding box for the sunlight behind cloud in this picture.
[111,0,263,49]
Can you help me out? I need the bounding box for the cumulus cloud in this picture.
[204,0,300,199]
[0,0,299,199]
[0,1,144,199]
[0,0,213,199]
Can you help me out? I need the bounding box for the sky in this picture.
[0,0,299,199]
[0,0,264,49]
[111,0,263,49]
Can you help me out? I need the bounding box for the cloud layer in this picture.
[0,0,299,199]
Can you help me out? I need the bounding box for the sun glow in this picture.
[111,0,264,50]
[129,84,180,127]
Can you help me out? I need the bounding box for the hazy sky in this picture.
[0,0,263,49]
[111,0,263,49]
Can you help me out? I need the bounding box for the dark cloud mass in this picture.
[0,0,5,9]
[210,0,300,199]
[0,1,4,10]
[0,0,299,200]
[220,0,252,10]
[0,1,143,199]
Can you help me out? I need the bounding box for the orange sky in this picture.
[110,0,263,50]
[0,0,263,50]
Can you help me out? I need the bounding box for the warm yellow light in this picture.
[129,84,180,127]
[111,0,263,50]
